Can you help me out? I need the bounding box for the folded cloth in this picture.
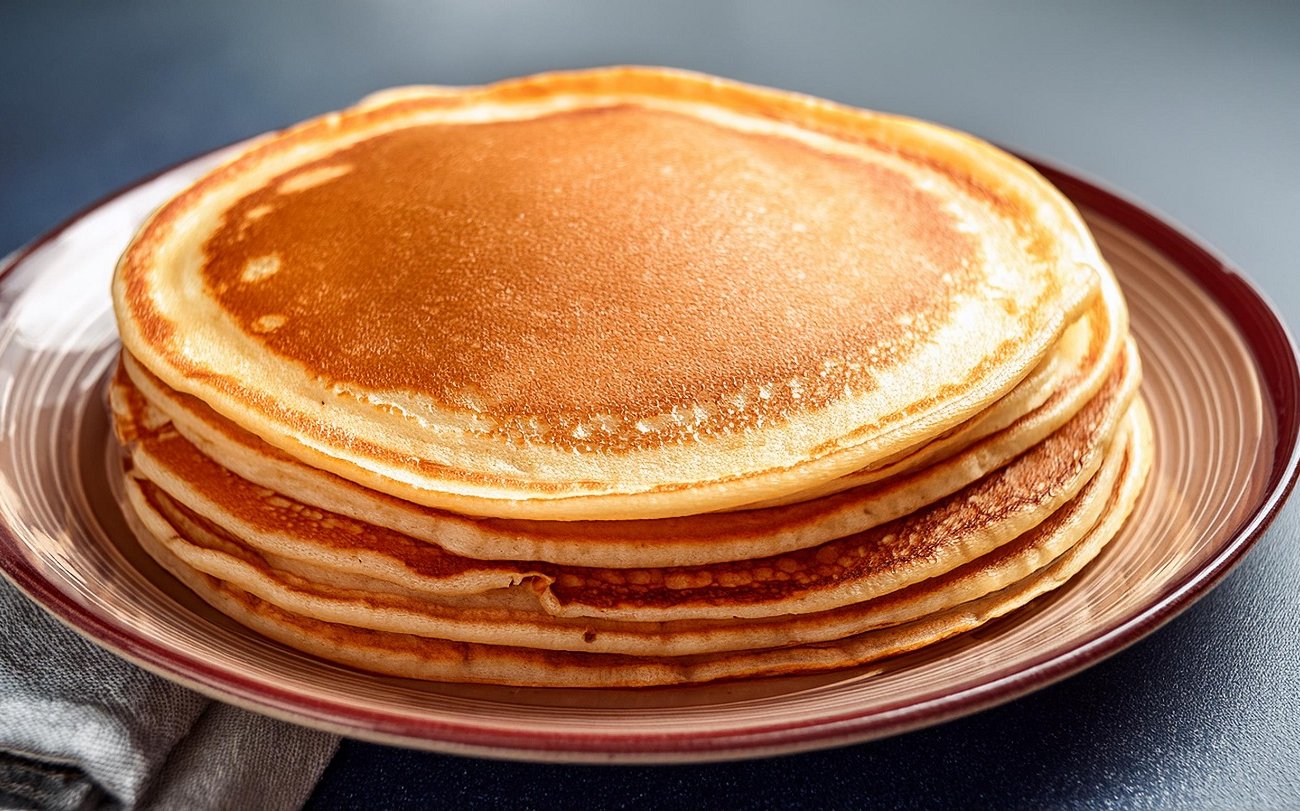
[0,579,339,810]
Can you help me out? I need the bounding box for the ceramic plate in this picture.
[0,150,1296,763]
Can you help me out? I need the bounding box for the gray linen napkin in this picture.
[0,579,340,810]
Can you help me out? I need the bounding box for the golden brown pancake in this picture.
[121,401,1152,686]
[111,340,1137,622]
[113,66,1102,520]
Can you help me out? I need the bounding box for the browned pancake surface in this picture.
[202,106,980,449]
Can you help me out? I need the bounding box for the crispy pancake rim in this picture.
[126,414,1131,656]
[123,401,1152,686]
[112,341,1138,622]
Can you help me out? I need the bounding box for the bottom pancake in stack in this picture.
[109,331,1152,687]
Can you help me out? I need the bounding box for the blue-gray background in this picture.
[3,2,1298,808]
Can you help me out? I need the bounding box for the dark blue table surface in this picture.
[4,2,1299,808]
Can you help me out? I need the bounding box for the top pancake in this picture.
[114,66,1102,519]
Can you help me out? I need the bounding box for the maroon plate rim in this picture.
[0,148,1296,760]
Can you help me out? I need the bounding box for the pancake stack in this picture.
[109,67,1152,687]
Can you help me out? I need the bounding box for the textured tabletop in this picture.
[2,2,1298,808]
